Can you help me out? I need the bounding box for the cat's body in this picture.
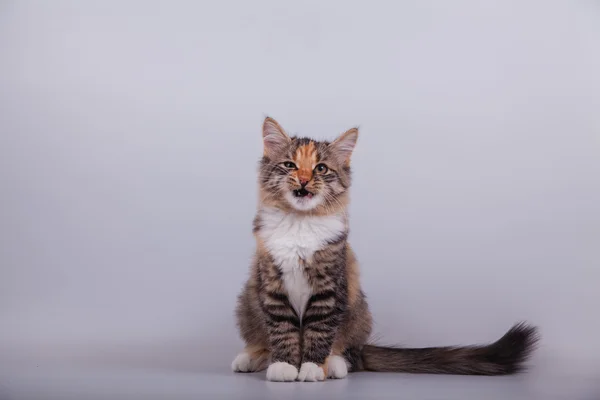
[233,117,538,382]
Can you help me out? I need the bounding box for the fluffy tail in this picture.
[360,323,539,375]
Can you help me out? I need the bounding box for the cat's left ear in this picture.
[330,127,358,165]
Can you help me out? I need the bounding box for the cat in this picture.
[232,117,538,382]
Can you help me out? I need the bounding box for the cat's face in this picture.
[258,117,358,213]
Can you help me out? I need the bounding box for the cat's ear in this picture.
[262,117,290,157]
[330,127,358,165]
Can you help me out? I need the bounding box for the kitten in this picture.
[232,117,538,382]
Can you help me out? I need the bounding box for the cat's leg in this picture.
[232,345,270,372]
[324,291,373,378]
[297,291,345,382]
[250,259,302,382]
[262,295,302,382]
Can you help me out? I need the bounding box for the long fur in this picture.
[232,117,539,381]
[359,323,539,375]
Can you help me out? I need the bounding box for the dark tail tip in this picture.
[484,322,540,374]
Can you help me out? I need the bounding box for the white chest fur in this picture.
[257,207,346,318]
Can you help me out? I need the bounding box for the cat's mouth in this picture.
[293,188,314,199]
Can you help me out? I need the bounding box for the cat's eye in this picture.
[314,163,328,174]
[283,161,297,169]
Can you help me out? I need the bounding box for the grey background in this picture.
[1,1,599,399]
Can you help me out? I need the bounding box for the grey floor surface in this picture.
[1,352,598,400]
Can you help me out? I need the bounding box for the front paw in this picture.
[297,362,325,382]
[266,362,299,382]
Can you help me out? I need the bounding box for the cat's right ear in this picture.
[262,117,291,157]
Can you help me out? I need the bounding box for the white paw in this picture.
[327,355,348,379]
[297,362,325,382]
[266,362,299,382]
[231,352,252,372]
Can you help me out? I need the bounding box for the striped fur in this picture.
[233,117,539,382]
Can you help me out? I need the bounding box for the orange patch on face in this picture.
[294,142,317,184]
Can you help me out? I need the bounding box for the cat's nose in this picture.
[299,179,309,187]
